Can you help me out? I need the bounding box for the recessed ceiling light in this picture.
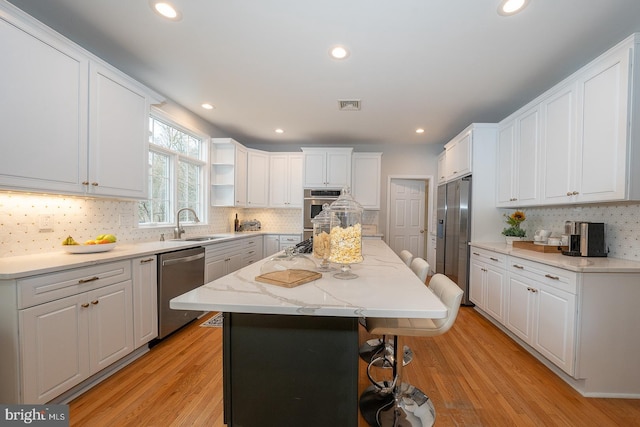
[498,0,529,16]
[150,1,182,21]
[329,45,350,60]
[416,128,425,134]
[201,103,214,110]
[275,128,285,134]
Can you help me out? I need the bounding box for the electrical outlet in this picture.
[39,214,53,231]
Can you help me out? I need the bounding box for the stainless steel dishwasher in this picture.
[157,246,205,339]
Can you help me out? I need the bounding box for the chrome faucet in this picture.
[174,208,200,239]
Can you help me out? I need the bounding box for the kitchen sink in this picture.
[184,236,225,241]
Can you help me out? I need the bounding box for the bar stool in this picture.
[399,250,413,267]
[359,274,464,427]
[359,257,431,367]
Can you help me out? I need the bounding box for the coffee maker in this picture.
[562,221,607,257]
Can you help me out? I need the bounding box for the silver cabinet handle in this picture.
[140,258,155,264]
[545,274,559,280]
[162,252,205,266]
[81,303,90,308]
[78,276,99,284]
[513,264,524,269]
[472,252,480,256]
[490,257,499,262]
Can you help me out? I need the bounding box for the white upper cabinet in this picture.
[442,131,471,182]
[0,12,88,194]
[246,149,269,207]
[0,5,161,200]
[496,105,540,207]
[351,153,382,210]
[499,33,640,207]
[301,147,353,188]
[437,151,447,185]
[574,44,631,202]
[269,153,303,208]
[88,63,151,199]
[540,82,577,205]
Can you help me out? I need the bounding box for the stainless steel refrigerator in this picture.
[436,176,472,305]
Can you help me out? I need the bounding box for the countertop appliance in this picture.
[303,189,341,240]
[562,221,607,257]
[157,246,205,339]
[436,176,472,305]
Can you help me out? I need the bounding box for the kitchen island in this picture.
[171,239,447,427]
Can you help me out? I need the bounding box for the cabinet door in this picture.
[541,84,576,204]
[235,145,248,206]
[89,63,149,199]
[263,235,280,257]
[132,256,158,348]
[247,150,269,207]
[325,150,351,188]
[88,280,134,373]
[468,260,486,309]
[20,294,90,404]
[351,153,381,210]
[0,16,88,194]
[303,151,328,188]
[505,274,534,343]
[496,122,515,206]
[269,155,289,207]
[287,154,304,208]
[485,267,505,324]
[437,152,447,184]
[206,257,228,282]
[575,48,630,202]
[515,106,540,205]
[446,132,471,180]
[533,284,576,375]
[227,252,245,274]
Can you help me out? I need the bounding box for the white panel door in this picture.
[388,179,425,258]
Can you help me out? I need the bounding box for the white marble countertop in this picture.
[470,241,640,273]
[0,232,269,280]
[171,239,448,319]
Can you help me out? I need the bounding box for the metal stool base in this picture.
[359,338,414,367]
[359,383,435,427]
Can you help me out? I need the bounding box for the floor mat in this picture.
[200,312,223,327]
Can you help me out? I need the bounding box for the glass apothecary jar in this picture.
[312,203,334,271]
[328,187,364,279]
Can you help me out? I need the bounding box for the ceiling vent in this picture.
[338,99,361,111]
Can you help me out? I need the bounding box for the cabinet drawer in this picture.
[470,247,507,269]
[205,240,243,260]
[18,260,131,309]
[508,257,576,294]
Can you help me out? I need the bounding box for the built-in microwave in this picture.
[303,189,341,238]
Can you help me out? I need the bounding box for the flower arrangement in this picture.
[501,210,526,237]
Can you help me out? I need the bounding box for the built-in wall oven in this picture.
[303,189,341,239]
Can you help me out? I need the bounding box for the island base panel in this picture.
[223,312,359,427]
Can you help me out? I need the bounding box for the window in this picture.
[139,115,207,225]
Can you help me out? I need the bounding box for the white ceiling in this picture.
[7,0,640,147]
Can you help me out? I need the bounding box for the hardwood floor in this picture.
[69,309,640,426]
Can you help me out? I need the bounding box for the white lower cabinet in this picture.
[205,237,264,283]
[264,235,280,257]
[469,249,506,323]
[506,270,576,375]
[132,256,158,348]
[20,280,133,404]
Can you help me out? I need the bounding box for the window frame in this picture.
[139,110,209,228]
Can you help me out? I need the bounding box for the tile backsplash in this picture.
[0,193,303,258]
[2,193,639,262]
[503,203,640,261]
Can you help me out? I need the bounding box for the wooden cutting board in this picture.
[512,241,568,253]
[255,269,322,288]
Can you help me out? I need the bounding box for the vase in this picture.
[505,236,523,245]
